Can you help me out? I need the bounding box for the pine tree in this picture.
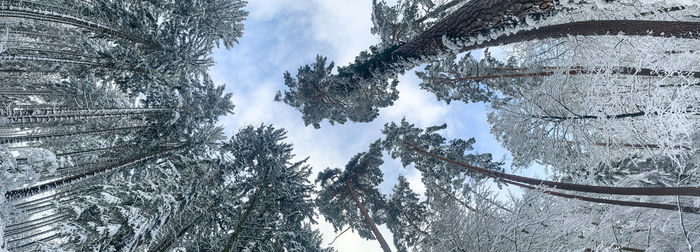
[386,176,428,252]
[277,0,700,127]
[315,141,392,252]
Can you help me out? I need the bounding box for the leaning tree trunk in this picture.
[505,180,700,214]
[346,180,392,252]
[396,0,700,59]
[0,125,146,145]
[405,141,700,197]
[0,5,154,46]
[455,20,700,53]
[439,66,700,82]
[0,108,166,126]
[4,146,174,200]
[223,188,263,252]
[565,141,691,151]
[353,0,700,79]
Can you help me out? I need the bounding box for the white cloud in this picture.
[381,73,449,127]
[309,1,379,65]
[406,169,426,196]
[247,0,309,19]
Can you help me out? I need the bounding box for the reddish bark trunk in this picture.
[405,141,700,197]
[506,180,700,214]
[346,180,392,252]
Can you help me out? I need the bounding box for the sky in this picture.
[209,1,544,250]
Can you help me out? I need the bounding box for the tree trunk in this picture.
[1,108,163,126]
[0,107,165,117]
[0,90,65,96]
[0,6,154,46]
[0,125,146,145]
[441,66,700,82]
[12,189,83,210]
[4,214,67,236]
[5,227,60,249]
[405,141,700,197]
[566,141,691,151]
[457,20,700,53]
[5,212,69,231]
[346,180,392,252]
[396,0,700,59]
[505,180,700,214]
[54,144,140,158]
[395,0,554,58]
[223,188,263,252]
[5,147,174,200]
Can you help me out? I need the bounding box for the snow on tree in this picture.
[487,35,699,186]
[379,119,700,251]
[277,0,700,127]
[0,0,248,249]
[385,175,428,252]
[2,0,699,251]
[218,125,324,251]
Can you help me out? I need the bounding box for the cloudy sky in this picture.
[209,1,543,250]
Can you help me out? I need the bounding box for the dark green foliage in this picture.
[315,141,388,240]
[277,0,466,128]
[386,176,428,252]
[214,125,319,251]
[416,50,524,105]
[381,118,505,190]
[276,55,398,128]
[338,44,405,80]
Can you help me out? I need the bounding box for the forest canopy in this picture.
[1,0,699,251]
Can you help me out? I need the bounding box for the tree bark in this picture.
[396,0,700,59]
[4,147,174,200]
[0,125,146,144]
[405,141,700,197]
[223,188,263,252]
[0,6,155,46]
[506,180,700,214]
[4,214,67,236]
[395,0,554,58]
[1,109,162,126]
[355,0,700,84]
[4,213,69,232]
[439,66,700,82]
[566,141,691,151]
[346,180,392,252]
[457,20,700,53]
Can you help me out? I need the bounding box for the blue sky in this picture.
[209,1,544,250]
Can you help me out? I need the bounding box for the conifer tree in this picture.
[386,176,428,252]
[277,0,700,127]
[315,141,392,252]
[219,125,321,252]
